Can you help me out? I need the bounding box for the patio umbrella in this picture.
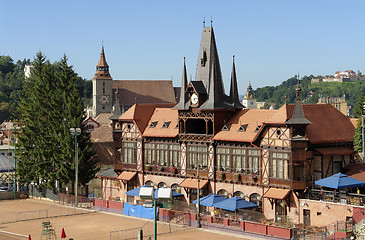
[213,197,257,211]
[125,185,152,196]
[192,193,227,207]
[315,172,365,189]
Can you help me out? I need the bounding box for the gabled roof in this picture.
[112,80,176,106]
[213,109,277,142]
[143,108,179,138]
[119,103,175,135]
[265,104,355,144]
[82,117,101,127]
[95,113,113,126]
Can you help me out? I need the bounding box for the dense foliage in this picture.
[254,75,365,116]
[16,53,99,189]
[0,55,92,123]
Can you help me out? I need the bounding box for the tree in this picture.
[54,55,99,189]
[353,95,365,153]
[17,53,98,190]
[17,52,57,188]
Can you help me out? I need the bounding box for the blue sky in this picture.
[1,1,365,92]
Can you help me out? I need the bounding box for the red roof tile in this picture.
[143,108,179,138]
[213,109,277,142]
[119,103,176,135]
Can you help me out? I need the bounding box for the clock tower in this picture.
[92,44,113,117]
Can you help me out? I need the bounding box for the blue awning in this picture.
[192,193,227,207]
[213,197,258,211]
[315,172,365,189]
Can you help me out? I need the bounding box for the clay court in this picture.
[0,199,263,240]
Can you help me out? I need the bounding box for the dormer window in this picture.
[222,124,232,131]
[149,121,158,128]
[162,121,171,128]
[254,125,261,132]
[238,124,248,132]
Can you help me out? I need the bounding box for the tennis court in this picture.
[0,198,262,240]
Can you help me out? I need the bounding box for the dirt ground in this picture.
[0,198,264,240]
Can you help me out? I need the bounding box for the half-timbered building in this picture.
[109,25,356,224]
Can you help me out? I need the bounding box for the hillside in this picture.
[254,75,365,116]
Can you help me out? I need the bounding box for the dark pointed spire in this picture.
[110,89,121,121]
[285,75,311,125]
[173,57,188,109]
[229,55,242,108]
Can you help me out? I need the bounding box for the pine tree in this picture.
[17,52,58,188]
[353,95,365,153]
[17,53,99,190]
[54,55,99,189]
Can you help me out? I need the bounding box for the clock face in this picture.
[190,93,199,105]
[99,95,109,104]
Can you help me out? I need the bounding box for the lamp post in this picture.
[70,127,81,207]
[196,163,200,228]
[11,127,20,199]
[363,102,365,162]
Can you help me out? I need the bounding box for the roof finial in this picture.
[211,16,213,27]
[203,17,205,28]
[233,55,235,63]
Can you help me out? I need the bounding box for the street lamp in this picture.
[362,103,365,161]
[11,126,20,199]
[70,127,81,207]
[196,164,201,228]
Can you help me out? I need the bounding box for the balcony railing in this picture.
[306,188,365,206]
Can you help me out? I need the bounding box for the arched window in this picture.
[145,180,154,187]
[158,182,167,188]
[250,193,262,211]
[217,189,229,198]
[171,183,179,190]
[233,191,245,199]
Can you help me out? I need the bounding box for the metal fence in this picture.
[306,188,365,206]
[109,213,192,240]
[16,203,91,222]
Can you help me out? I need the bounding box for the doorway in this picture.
[303,209,311,226]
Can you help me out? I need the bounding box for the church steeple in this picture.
[94,43,112,79]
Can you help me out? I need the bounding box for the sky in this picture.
[1,1,365,92]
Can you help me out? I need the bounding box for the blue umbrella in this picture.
[126,185,152,196]
[315,172,365,189]
[192,193,227,207]
[154,189,184,199]
[213,197,257,211]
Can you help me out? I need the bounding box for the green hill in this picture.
[254,75,365,116]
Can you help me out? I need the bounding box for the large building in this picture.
[105,25,357,226]
[88,46,178,118]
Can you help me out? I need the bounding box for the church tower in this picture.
[92,44,113,117]
[241,82,257,109]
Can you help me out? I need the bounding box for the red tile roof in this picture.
[119,103,176,135]
[213,109,278,142]
[143,108,179,138]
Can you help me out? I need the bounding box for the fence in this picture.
[57,192,93,208]
[0,230,28,240]
[110,212,191,240]
[16,203,91,222]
